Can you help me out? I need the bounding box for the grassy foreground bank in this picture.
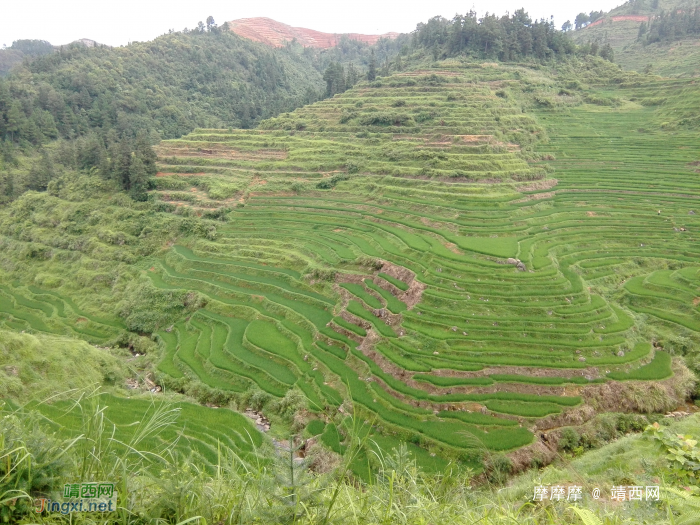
[1,387,698,524]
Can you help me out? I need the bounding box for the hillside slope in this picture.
[571,0,700,76]
[2,58,698,476]
[228,17,399,48]
[0,27,325,141]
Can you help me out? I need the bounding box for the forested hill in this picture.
[409,10,582,61]
[570,0,700,76]
[0,25,326,143]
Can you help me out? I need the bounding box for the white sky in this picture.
[2,0,625,48]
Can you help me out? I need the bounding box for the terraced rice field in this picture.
[3,63,694,466]
[0,283,125,342]
[12,394,264,470]
[144,63,697,462]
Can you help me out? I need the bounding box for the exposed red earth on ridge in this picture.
[588,15,651,28]
[227,17,399,48]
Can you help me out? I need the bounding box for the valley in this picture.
[0,7,699,524]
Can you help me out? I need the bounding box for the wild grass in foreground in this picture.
[1,392,698,525]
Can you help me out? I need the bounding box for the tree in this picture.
[77,133,106,171]
[575,13,590,30]
[381,57,390,77]
[134,133,157,177]
[589,11,604,24]
[0,139,18,168]
[478,14,505,57]
[323,62,346,97]
[562,20,573,32]
[27,149,55,191]
[346,63,359,87]
[128,155,149,201]
[6,102,24,142]
[206,16,216,31]
[638,22,648,40]
[367,50,377,81]
[599,43,614,61]
[113,138,133,190]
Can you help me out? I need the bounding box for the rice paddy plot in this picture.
[20,393,263,470]
[139,64,700,467]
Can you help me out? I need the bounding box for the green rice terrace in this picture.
[2,58,699,474]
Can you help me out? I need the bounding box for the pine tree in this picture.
[6,103,24,142]
[113,138,133,190]
[27,149,55,191]
[367,50,377,81]
[346,63,359,87]
[134,133,157,176]
[128,155,149,201]
[381,58,390,77]
[638,22,648,40]
[575,13,590,30]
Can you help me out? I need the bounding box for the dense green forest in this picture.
[0,26,325,144]
[639,4,700,43]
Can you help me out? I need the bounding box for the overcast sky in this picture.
[2,0,625,48]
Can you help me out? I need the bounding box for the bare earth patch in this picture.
[442,242,463,255]
[517,178,558,192]
[512,191,555,204]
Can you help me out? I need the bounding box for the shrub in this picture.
[358,112,415,127]
[316,174,349,189]
[0,413,71,522]
[558,428,580,452]
[485,454,512,485]
[270,387,306,419]
[238,387,273,411]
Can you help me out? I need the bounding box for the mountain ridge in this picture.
[226,17,399,48]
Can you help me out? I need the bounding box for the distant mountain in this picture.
[0,38,104,76]
[570,0,700,76]
[227,17,399,48]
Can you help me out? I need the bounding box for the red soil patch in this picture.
[588,15,650,28]
[227,17,398,49]
[442,242,462,255]
[694,297,700,306]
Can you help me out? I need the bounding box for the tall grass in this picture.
[3,395,699,524]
